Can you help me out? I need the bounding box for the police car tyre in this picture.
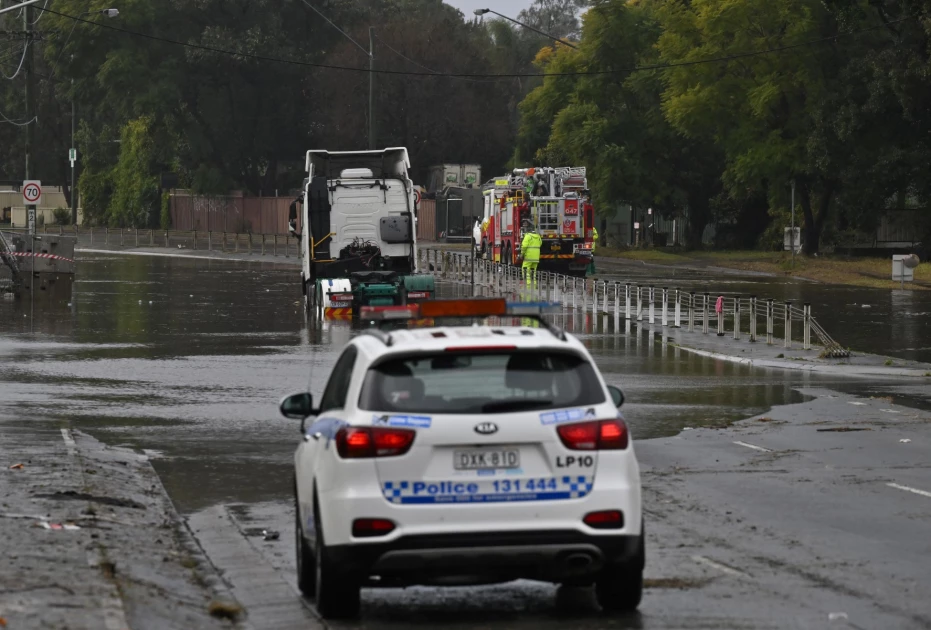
[294,488,316,595]
[314,508,361,618]
[595,524,645,613]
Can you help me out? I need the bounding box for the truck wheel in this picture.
[314,510,361,619]
[594,522,645,613]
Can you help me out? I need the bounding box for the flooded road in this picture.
[3,253,930,629]
[594,259,931,363]
[0,253,858,513]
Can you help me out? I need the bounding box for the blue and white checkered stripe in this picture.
[380,476,594,504]
[563,475,593,499]
[382,481,410,502]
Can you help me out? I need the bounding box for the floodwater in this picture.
[593,261,931,363]
[0,254,893,513]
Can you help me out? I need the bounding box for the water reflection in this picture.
[0,255,861,512]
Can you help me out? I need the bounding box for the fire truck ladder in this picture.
[0,230,23,293]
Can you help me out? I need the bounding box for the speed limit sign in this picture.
[22,180,42,206]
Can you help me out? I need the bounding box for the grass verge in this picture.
[600,248,930,290]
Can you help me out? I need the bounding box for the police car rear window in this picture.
[358,350,605,414]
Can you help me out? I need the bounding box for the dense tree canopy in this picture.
[514,0,931,252]
[0,0,578,226]
[2,0,930,251]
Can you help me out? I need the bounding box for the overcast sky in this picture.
[445,0,533,18]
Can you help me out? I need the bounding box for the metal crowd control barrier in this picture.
[419,247,850,358]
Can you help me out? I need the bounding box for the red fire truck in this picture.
[480,167,594,277]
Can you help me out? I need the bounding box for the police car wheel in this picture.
[594,526,645,613]
[314,509,361,618]
[294,490,316,595]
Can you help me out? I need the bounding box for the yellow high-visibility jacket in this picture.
[592,227,599,253]
[521,231,542,263]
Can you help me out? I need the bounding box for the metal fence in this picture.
[418,248,849,358]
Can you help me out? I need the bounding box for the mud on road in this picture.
[0,426,238,630]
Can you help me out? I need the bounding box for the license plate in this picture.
[454,449,520,470]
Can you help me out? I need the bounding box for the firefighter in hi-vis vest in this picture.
[588,226,599,275]
[520,220,542,285]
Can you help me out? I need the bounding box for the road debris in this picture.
[816,427,872,432]
[207,600,243,621]
[828,612,848,621]
[899,439,912,443]
[36,521,81,531]
[9,463,24,470]
[262,529,280,541]
[33,491,146,509]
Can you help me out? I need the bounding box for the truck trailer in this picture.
[297,148,435,317]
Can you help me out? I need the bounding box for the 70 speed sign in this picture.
[22,180,42,206]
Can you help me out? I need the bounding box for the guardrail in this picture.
[2,226,302,258]
[419,248,850,358]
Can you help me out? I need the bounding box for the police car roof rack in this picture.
[360,299,567,342]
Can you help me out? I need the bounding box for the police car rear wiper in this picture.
[481,399,552,413]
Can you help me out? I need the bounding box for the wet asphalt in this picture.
[1,252,930,628]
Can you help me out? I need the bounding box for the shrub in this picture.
[53,208,71,225]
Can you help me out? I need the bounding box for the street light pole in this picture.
[474,8,578,49]
[790,179,796,267]
[71,80,76,225]
[24,2,36,235]
[369,27,375,150]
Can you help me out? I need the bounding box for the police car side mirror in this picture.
[607,385,625,408]
[280,392,315,420]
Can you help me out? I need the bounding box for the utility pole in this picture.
[790,179,796,268]
[368,27,375,150]
[71,75,77,225]
[24,1,36,234]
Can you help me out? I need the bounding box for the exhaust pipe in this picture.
[564,553,594,570]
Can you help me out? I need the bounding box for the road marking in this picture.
[60,428,76,451]
[887,482,931,499]
[691,555,746,577]
[733,440,771,453]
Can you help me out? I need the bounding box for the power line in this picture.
[297,0,369,58]
[374,34,439,75]
[27,0,47,25]
[35,6,917,79]
[373,33,505,84]
[0,37,27,79]
[0,108,35,125]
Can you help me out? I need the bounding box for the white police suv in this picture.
[280,298,643,619]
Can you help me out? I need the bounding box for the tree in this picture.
[313,3,514,182]
[515,0,724,247]
[656,0,902,254]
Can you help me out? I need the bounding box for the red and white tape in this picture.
[10,251,75,264]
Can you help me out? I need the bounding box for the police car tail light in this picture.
[352,518,396,538]
[557,420,629,450]
[583,510,624,530]
[335,427,415,458]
